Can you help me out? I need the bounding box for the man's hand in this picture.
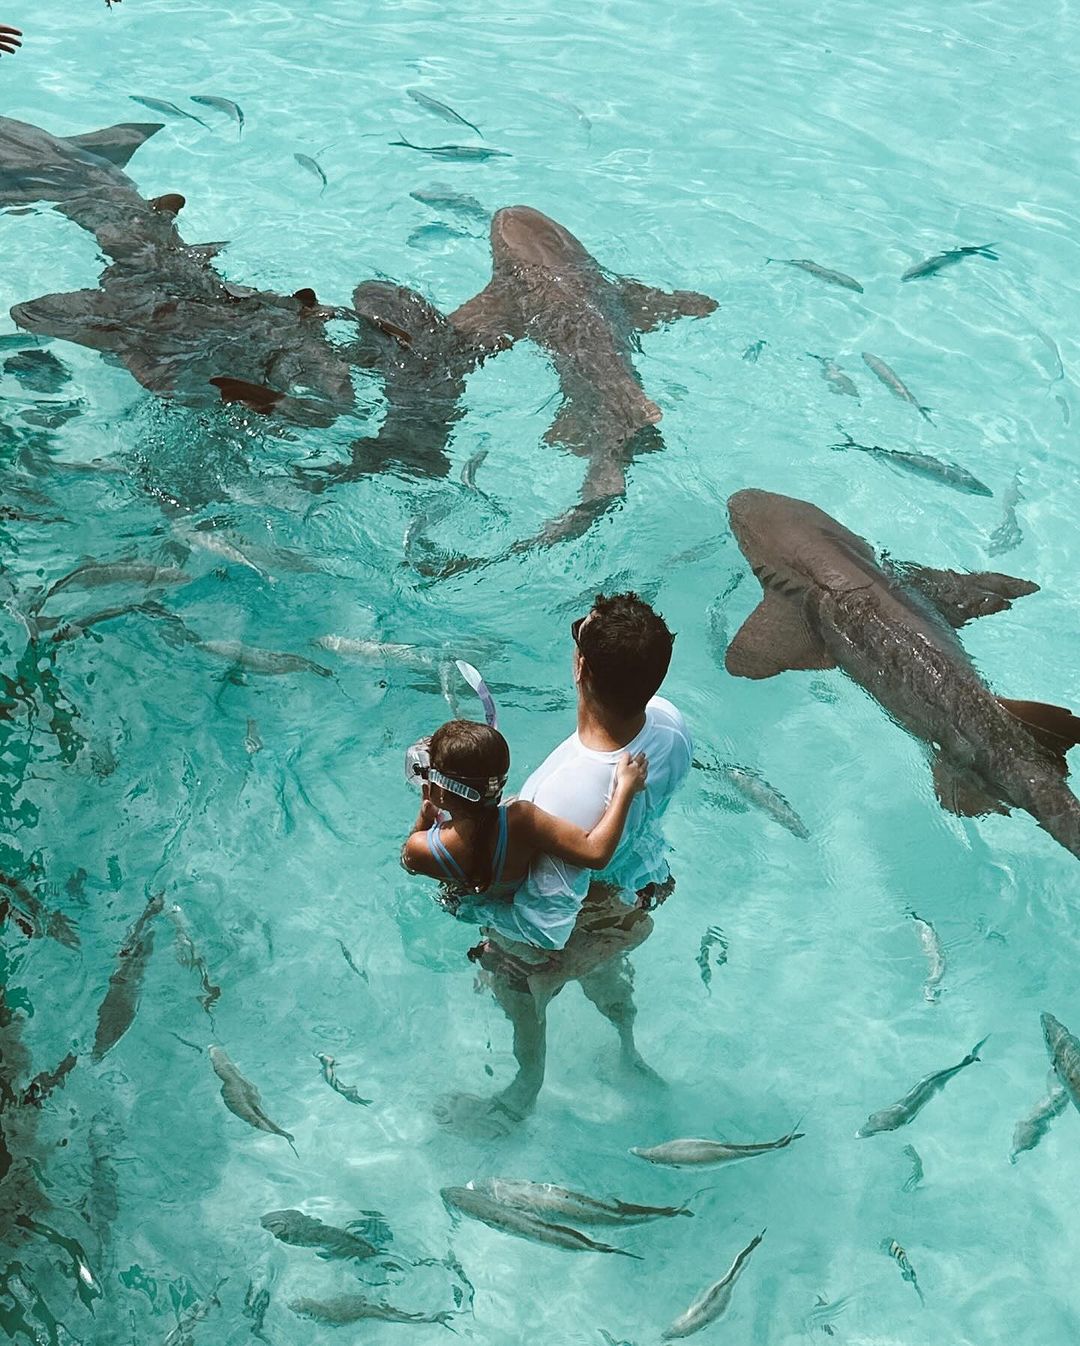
[0,26,22,55]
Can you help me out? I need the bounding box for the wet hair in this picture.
[576,591,675,717]
[428,720,510,808]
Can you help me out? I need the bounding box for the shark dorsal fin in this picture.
[63,122,164,169]
[616,278,718,332]
[898,563,1039,626]
[725,592,834,680]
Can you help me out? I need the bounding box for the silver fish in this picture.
[40,561,189,607]
[662,1229,765,1339]
[805,1292,854,1336]
[1010,1075,1068,1161]
[465,1178,692,1226]
[988,475,1023,556]
[410,184,487,218]
[91,892,163,1061]
[180,525,274,583]
[209,1046,297,1154]
[909,911,946,1003]
[290,1295,453,1327]
[901,1144,923,1191]
[244,718,262,754]
[338,938,368,980]
[167,904,221,1015]
[696,924,728,993]
[441,1186,640,1257]
[311,635,435,669]
[390,136,510,161]
[162,1278,227,1346]
[461,447,489,490]
[901,244,998,282]
[857,1037,988,1137]
[293,152,327,193]
[190,94,244,137]
[1041,1012,1080,1113]
[742,339,766,362]
[197,640,332,677]
[716,763,809,839]
[861,352,933,422]
[882,1238,924,1304]
[770,258,863,292]
[407,87,482,138]
[129,94,210,127]
[807,352,858,397]
[831,430,989,496]
[631,1124,804,1167]
[260,1208,376,1259]
[315,1051,371,1106]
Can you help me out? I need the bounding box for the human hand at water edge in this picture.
[615,750,648,795]
[0,26,22,55]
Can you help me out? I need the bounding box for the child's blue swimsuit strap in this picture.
[427,806,508,892]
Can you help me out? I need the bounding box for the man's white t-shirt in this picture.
[461,697,692,950]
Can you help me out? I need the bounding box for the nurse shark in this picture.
[724,488,1080,860]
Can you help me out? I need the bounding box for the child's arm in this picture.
[401,795,440,876]
[515,751,648,869]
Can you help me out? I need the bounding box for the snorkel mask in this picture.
[404,661,503,803]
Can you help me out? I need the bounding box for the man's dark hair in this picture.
[576,591,675,717]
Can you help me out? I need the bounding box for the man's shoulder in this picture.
[646,697,691,742]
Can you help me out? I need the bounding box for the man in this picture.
[439,591,692,1136]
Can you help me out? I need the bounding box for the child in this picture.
[401,718,647,903]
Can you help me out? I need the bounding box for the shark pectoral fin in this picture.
[931,756,1009,817]
[724,595,834,680]
[64,122,164,168]
[997,698,1080,767]
[617,279,718,332]
[899,564,1039,626]
[209,377,284,415]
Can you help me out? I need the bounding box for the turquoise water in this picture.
[2,0,1080,1341]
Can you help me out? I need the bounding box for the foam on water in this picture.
[2,0,1079,1342]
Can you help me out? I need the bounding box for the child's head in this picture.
[427,720,510,811]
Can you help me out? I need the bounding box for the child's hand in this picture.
[615,750,648,795]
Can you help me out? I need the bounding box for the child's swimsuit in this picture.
[425,805,520,900]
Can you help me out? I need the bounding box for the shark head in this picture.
[489,206,592,271]
[727,488,879,596]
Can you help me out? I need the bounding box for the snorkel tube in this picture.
[404,659,500,788]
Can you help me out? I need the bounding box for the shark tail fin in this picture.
[64,122,164,168]
[997,698,1080,768]
[618,278,718,332]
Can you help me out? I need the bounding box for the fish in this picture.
[807,353,858,397]
[861,352,933,421]
[91,891,163,1061]
[661,1229,765,1339]
[464,1178,692,1226]
[830,429,990,496]
[909,911,946,1003]
[631,1123,804,1167]
[696,924,728,993]
[167,904,221,1015]
[290,1295,454,1327]
[196,640,333,678]
[805,1293,854,1336]
[441,1185,640,1256]
[742,339,766,362]
[190,95,244,137]
[1041,1012,1080,1113]
[259,1208,377,1260]
[882,1238,924,1305]
[293,152,327,192]
[37,561,189,610]
[162,1278,227,1346]
[1010,1075,1068,1161]
[209,1046,297,1154]
[0,872,79,947]
[769,258,863,292]
[314,1052,371,1106]
[901,243,999,282]
[178,524,275,583]
[857,1037,988,1136]
[129,95,210,128]
[460,447,489,490]
[901,1144,924,1191]
[243,1280,271,1342]
[407,88,483,138]
[338,938,368,980]
[407,221,472,249]
[244,718,262,754]
[410,184,487,218]
[390,135,510,161]
[3,348,70,393]
[21,1052,77,1106]
[725,489,1080,860]
[712,762,809,839]
[988,475,1023,556]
